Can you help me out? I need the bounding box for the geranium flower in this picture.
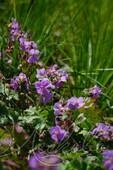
[103,150,113,170]
[50,126,67,143]
[67,97,84,110]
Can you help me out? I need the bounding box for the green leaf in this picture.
[62,151,87,160]
[84,156,99,165]
[0,83,4,93]
[41,110,49,116]
[0,83,19,100]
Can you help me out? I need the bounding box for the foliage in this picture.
[0,0,113,170]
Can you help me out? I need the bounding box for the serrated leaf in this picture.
[25,106,38,115]
[19,116,39,123]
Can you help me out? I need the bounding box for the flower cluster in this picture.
[54,99,68,116]
[91,123,113,141]
[11,73,30,91]
[50,97,85,143]
[84,86,101,99]
[19,38,40,63]
[35,78,54,103]
[103,150,113,170]
[8,19,40,63]
[35,65,68,103]
[29,152,61,170]
[36,65,68,88]
[90,86,101,99]
[8,19,20,41]
[54,97,85,116]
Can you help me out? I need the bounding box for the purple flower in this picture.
[54,101,68,116]
[35,78,54,95]
[35,78,54,103]
[36,68,46,79]
[55,69,68,88]
[19,38,38,51]
[27,56,39,63]
[16,73,30,89]
[27,49,40,63]
[12,23,19,30]
[29,152,44,170]
[54,103,64,116]
[29,49,40,56]
[41,93,53,103]
[28,152,60,170]
[78,146,83,150]
[90,86,101,99]
[7,59,12,63]
[91,123,108,135]
[50,65,58,71]
[36,65,68,88]
[8,19,20,41]
[19,38,26,51]
[50,126,67,143]
[24,41,37,51]
[91,123,113,141]
[52,68,68,88]
[48,65,58,77]
[0,138,13,145]
[11,78,18,91]
[67,97,85,110]
[55,118,59,125]
[103,150,113,170]
[10,73,30,91]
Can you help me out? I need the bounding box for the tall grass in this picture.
[0,0,113,99]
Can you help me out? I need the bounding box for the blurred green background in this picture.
[0,0,113,99]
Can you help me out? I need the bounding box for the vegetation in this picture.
[0,0,113,169]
